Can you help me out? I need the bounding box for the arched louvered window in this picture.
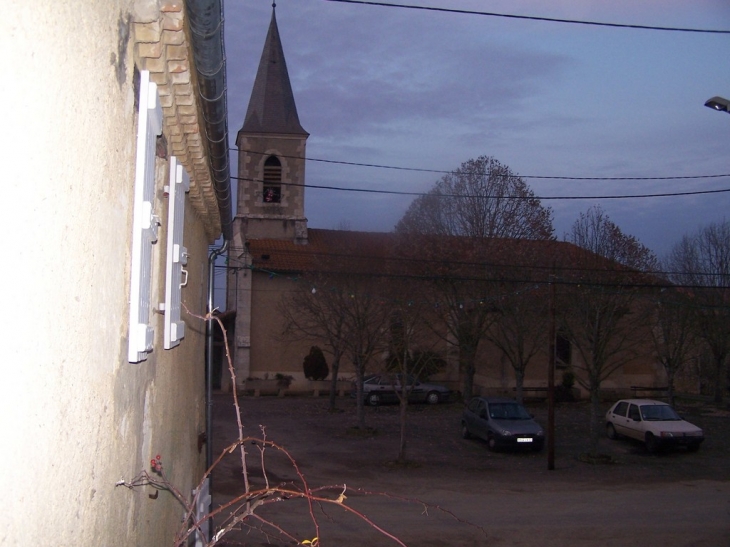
[263,155,282,203]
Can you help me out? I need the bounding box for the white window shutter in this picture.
[163,156,190,349]
[128,70,162,363]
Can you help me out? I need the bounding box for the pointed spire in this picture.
[241,8,308,136]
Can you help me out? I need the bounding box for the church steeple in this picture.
[235,5,309,244]
[240,8,308,137]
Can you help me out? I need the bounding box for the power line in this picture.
[324,0,730,34]
[231,174,730,201]
[221,244,730,283]
[232,148,730,182]
[223,262,730,296]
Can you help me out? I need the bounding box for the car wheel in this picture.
[367,393,380,406]
[425,391,440,405]
[461,422,471,439]
[606,423,619,440]
[487,435,498,452]
[687,443,701,453]
[645,433,659,454]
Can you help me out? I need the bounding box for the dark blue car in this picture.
[461,397,544,451]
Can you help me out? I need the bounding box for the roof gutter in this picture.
[186,0,233,241]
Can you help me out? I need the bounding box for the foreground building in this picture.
[1,1,231,544]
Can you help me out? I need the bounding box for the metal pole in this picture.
[207,240,228,468]
[548,276,556,470]
[206,239,228,542]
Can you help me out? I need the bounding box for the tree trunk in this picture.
[397,395,409,462]
[666,369,675,408]
[328,355,341,412]
[459,344,478,400]
[588,384,602,456]
[713,354,726,405]
[514,368,525,404]
[355,358,366,429]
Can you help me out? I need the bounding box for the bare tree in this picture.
[336,275,391,429]
[395,155,554,240]
[650,287,700,407]
[487,285,549,404]
[279,273,349,411]
[281,271,389,424]
[382,281,444,463]
[394,156,553,398]
[567,206,658,272]
[665,221,730,404]
[562,207,657,455]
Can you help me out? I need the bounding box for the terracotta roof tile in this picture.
[246,229,656,287]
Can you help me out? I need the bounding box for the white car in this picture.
[605,399,704,453]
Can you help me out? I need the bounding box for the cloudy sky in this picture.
[224,0,730,257]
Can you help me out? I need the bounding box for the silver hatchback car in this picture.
[354,374,451,406]
[461,397,545,451]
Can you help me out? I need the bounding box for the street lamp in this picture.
[705,96,730,113]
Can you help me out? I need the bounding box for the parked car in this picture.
[353,374,451,406]
[461,397,544,451]
[605,399,704,453]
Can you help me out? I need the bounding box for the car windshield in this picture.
[488,403,532,420]
[640,404,681,421]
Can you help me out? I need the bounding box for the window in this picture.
[613,401,629,417]
[263,155,282,203]
[555,332,571,368]
[629,404,641,421]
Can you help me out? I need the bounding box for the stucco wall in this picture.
[245,271,664,400]
[0,2,209,545]
[249,273,308,379]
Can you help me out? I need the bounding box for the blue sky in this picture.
[224,0,730,257]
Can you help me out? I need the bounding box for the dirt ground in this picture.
[210,393,730,546]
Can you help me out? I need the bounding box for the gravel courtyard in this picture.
[210,394,730,546]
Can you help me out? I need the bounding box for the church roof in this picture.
[240,8,308,136]
[246,229,657,288]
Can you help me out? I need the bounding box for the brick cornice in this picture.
[133,1,221,242]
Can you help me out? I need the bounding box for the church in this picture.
[225,7,671,400]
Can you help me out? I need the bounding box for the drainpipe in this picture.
[206,239,228,471]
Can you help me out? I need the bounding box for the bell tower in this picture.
[227,5,309,388]
[235,6,309,244]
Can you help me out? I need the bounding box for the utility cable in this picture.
[231,148,730,182]
[324,0,730,34]
[230,174,730,201]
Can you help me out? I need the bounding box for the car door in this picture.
[622,403,645,441]
[608,401,630,436]
[380,374,400,403]
[466,399,489,440]
[407,376,425,403]
[474,400,492,440]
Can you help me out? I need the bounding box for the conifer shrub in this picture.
[555,370,576,402]
[303,346,329,381]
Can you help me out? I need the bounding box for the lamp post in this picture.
[705,96,730,113]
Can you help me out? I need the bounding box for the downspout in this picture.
[206,239,228,470]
